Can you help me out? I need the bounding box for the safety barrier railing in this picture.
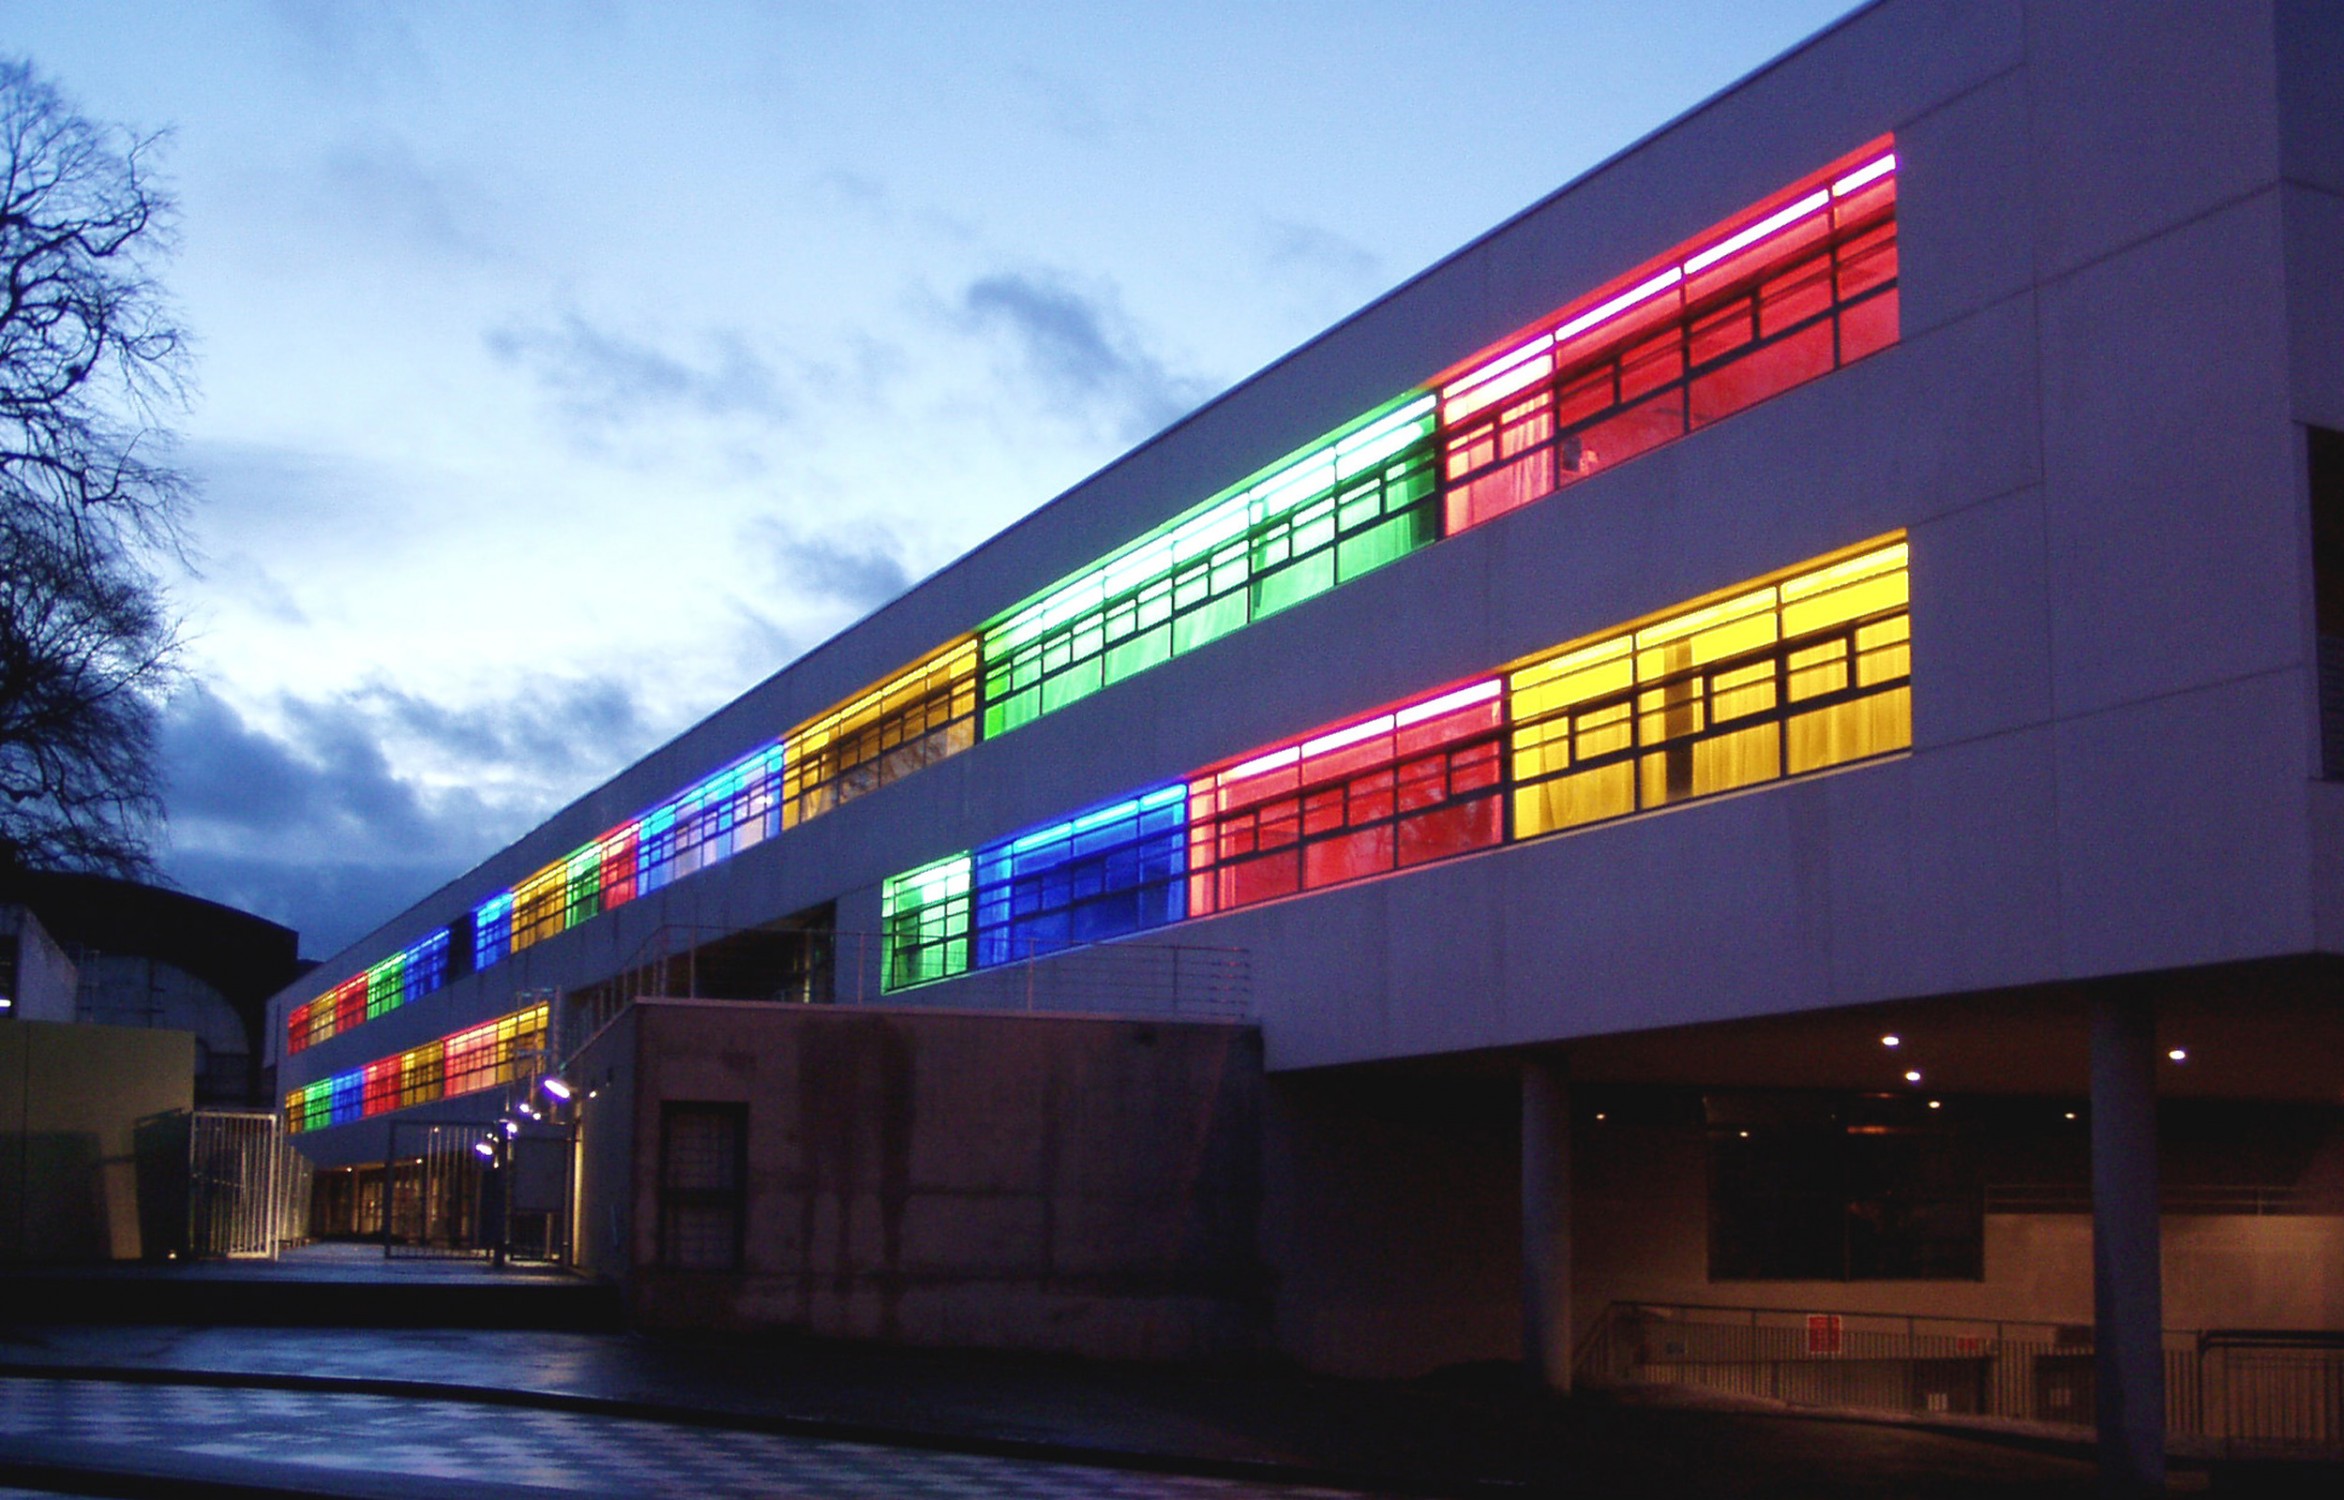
[558,924,1251,1071]
[837,929,1253,1022]
[1579,1301,2344,1457]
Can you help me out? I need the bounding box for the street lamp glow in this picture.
[472,1140,495,1160]
[541,1076,574,1101]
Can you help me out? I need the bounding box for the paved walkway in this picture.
[0,1373,1369,1499]
[0,1322,2135,1497]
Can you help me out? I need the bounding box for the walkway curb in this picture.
[0,1360,1535,1498]
[0,1432,589,1500]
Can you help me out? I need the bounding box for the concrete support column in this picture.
[2090,994,2166,1496]
[1521,1055,1572,1392]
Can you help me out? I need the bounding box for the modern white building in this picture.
[269,2,2344,1486]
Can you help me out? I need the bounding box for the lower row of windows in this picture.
[882,535,1911,991]
[284,1002,550,1133]
[285,539,1908,1126]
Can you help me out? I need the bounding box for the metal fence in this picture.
[185,1110,292,1259]
[380,1118,575,1264]
[834,930,1253,1022]
[1579,1301,2344,1458]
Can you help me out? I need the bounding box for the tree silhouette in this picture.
[0,58,188,875]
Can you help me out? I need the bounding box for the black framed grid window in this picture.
[659,1102,747,1272]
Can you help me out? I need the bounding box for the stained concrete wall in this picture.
[601,1000,1265,1360]
[0,1021,194,1262]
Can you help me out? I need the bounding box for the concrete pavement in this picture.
[0,1322,2142,1497]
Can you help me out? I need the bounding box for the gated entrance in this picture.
[186,1109,305,1260]
[382,1119,574,1263]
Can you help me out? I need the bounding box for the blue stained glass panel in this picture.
[972,785,1186,968]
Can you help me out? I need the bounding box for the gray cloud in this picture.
[745,516,914,615]
[159,676,658,957]
[319,136,496,261]
[961,271,1208,442]
[487,314,794,432]
[263,0,433,96]
[1262,219,1381,286]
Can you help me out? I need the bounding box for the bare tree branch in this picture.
[0,57,188,875]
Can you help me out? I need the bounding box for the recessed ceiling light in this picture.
[1903,1069,1922,1084]
[2064,1111,2078,1121]
[1927,1100,1942,1110]
[2167,1048,2188,1063]
[1881,1034,1901,1048]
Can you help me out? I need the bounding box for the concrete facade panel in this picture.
[1895,66,2036,342]
[2053,671,2316,977]
[2038,193,2302,718]
[1900,728,2066,995]
[2022,0,2281,281]
[1909,485,2054,748]
[2285,184,2344,431]
[2276,0,2344,196]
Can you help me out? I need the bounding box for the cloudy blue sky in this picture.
[2,0,1858,957]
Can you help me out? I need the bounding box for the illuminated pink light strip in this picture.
[1394,678,1501,728]
[1301,713,1393,761]
[1681,188,1829,276]
[1221,745,1300,783]
[1441,351,1554,424]
[1442,150,1898,402]
[1444,332,1554,397]
[1548,264,1683,348]
[1832,152,1896,197]
[1213,678,1503,788]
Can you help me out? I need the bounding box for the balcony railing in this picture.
[557,924,1252,1069]
[1579,1300,2344,1458]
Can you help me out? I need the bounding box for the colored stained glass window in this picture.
[403,931,449,1003]
[1187,680,1506,919]
[398,1041,444,1110]
[365,955,404,1020]
[473,894,514,972]
[638,743,788,894]
[563,845,603,929]
[361,1056,401,1116]
[881,855,972,992]
[511,860,568,954]
[972,785,1186,968]
[1509,538,1910,840]
[284,1002,548,1133]
[981,397,1438,739]
[783,641,979,829]
[1440,144,1898,535]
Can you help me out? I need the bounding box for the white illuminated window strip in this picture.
[1442,152,1898,406]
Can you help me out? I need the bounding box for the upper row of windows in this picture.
[286,138,1900,1059]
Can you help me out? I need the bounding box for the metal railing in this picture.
[559,924,1252,1070]
[2200,1331,2344,1454]
[1579,1301,2344,1457]
[835,930,1253,1022]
